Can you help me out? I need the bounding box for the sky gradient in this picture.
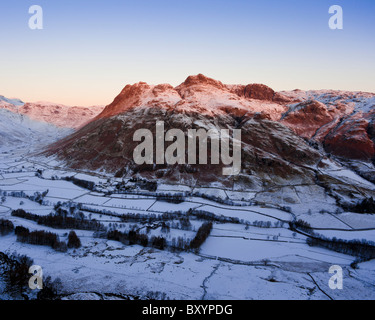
[0,0,374,106]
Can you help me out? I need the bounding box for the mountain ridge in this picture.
[0,96,105,129]
[42,75,374,209]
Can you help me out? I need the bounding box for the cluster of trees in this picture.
[192,192,235,206]
[121,212,177,223]
[15,226,68,252]
[307,236,375,261]
[171,236,190,251]
[1,191,27,199]
[190,209,286,229]
[189,209,240,224]
[79,205,175,223]
[0,252,62,300]
[82,205,212,235]
[251,221,273,229]
[115,211,189,224]
[113,178,159,193]
[79,205,122,219]
[289,219,314,234]
[36,276,62,300]
[63,176,95,191]
[107,229,149,247]
[160,221,171,233]
[130,178,158,192]
[54,201,85,217]
[35,169,43,177]
[106,227,195,252]
[115,180,128,191]
[189,222,213,250]
[0,252,34,298]
[122,218,190,234]
[12,209,105,231]
[151,236,167,250]
[67,231,81,249]
[179,217,192,230]
[348,197,375,214]
[10,211,83,251]
[156,193,186,204]
[0,218,14,236]
[272,221,285,228]
[0,190,49,206]
[106,229,166,250]
[35,169,59,181]
[29,191,49,205]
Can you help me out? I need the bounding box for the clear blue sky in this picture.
[0,0,374,105]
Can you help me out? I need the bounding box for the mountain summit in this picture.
[44,75,374,206]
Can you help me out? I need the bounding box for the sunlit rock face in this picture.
[43,74,374,190]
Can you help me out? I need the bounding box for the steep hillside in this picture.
[0,95,104,152]
[0,96,104,129]
[281,90,375,161]
[0,108,72,151]
[45,75,375,207]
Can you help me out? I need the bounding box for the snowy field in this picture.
[0,148,375,300]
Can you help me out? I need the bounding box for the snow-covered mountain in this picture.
[280,89,375,161]
[15,102,105,129]
[0,95,105,153]
[0,98,105,130]
[45,74,375,209]
[0,95,24,107]
[0,108,72,151]
[1,78,375,301]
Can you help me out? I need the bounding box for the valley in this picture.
[0,75,375,300]
[0,143,374,300]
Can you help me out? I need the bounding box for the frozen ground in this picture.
[0,144,374,300]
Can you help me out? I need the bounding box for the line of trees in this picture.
[1,191,27,198]
[106,227,194,252]
[192,192,235,206]
[12,209,106,231]
[156,193,186,204]
[106,229,166,250]
[81,205,234,233]
[126,178,158,192]
[120,211,185,223]
[189,209,240,224]
[0,218,14,236]
[291,218,375,260]
[289,219,314,234]
[15,226,68,252]
[107,229,148,247]
[63,176,95,191]
[0,190,49,205]
[115,178,158,193]
[345,197,375,214]
[189,222,213,250]
[78,205,219,236]
[307,236,375,261]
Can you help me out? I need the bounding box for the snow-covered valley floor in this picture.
[0,145,374,300]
